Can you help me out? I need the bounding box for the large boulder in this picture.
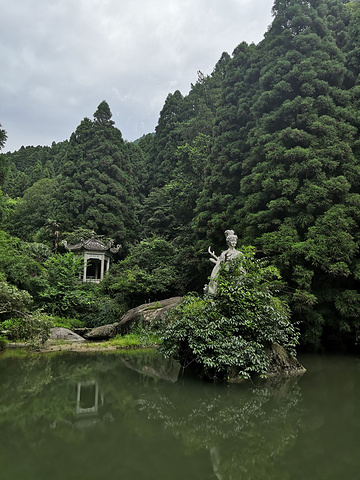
[48,327,86,342]
[265,343,306,376]
[83,297,183,341]
[117,297,183,334]
[84,323,118,341]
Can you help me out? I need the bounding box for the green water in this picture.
[0,349,359,480]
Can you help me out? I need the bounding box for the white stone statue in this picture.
[204,230,243,295]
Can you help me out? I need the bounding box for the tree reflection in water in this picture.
[138,374,303,479]
[0,350,303,479]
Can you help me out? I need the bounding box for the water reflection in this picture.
[138,374,303,479]
[119,351,180,383]
[0,350,358,479]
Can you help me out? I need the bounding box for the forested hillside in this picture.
[1,0,360,351]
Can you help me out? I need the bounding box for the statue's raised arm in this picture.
[208,246,219,264]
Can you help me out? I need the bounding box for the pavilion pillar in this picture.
[100,255,105,281]
[83,256,88,283]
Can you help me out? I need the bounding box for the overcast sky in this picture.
[1,0,274,153]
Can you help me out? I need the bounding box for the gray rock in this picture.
[84,323,118,340]
[265,343,306,376]
[117,297,183,333]
[73,327,91,337]
[83,297,183,340]
[49,328,86,342]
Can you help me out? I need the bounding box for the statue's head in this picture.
[224,230,238,248]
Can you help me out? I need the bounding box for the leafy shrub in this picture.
[39,253,92,317]
[0,335,8,350]
[159,248,299,380]
[1,311,52,348]
[0,232,49,295]
[25,242,53,263]
[101,236,188,307]
[0,280,33,318]
[107,319,161,348]
[129,320,162,346]
[1,317,29,341]
[50,316,84,330]
[80,293,126,328]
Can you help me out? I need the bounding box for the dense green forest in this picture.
[1,0,360,352]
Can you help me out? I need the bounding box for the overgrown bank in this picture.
[2,250,305,383]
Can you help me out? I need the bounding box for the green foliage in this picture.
[140,133,210,247]
[107,318,161,348]
[102,236,188,307]
[8,178,58,242]
[1,142,67,198]
[160,250,298,380]
[129,319,162,346]
[1,311,52,348]
[39,253,92,317]
[94,100,115,126]
[0,280,33,318]
[80,292,125,328]
[108,333,142,347]
[186,0,360,350]
[50,316,84,330]
[0,231,51,295]
[108,331,159,348]
[0,189,16,226]
[0,334,8,350]
[36,252,123,327]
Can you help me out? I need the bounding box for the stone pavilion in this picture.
[63,237,120,283]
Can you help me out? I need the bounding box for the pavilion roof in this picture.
[63,237,120,254]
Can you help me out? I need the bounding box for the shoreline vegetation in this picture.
[1,342,306,390]
[1,252,305,380]
[3,335,159,354]
[4,342,155,354]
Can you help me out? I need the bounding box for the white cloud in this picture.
[0,0,273,152]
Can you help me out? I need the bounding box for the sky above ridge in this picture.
[1,0,273,152]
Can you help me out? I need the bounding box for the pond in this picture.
[0,349,359,480]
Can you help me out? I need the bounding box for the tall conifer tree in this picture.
[56,101,142,244]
